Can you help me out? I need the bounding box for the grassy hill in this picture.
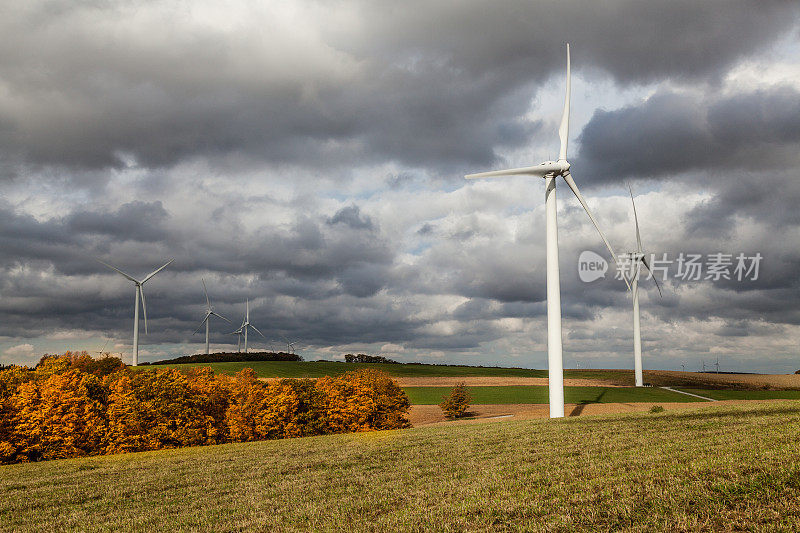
[2,402,799,531]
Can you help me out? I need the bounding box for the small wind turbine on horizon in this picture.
[193,279,231,355]
[95,339,110,357]
[627,189,662,387]
[464,44,625,418]
[229,299,265,353]
[97,258,173,366]
[279,335,298,354]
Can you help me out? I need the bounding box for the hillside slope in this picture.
[2,402,799,531]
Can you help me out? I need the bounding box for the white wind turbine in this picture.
[97,258,173,366]
[193,279,231,355]
[626,189,662,387]
[229,299,265,353]
[465,44,626,418]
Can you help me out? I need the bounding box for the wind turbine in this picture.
[627,189,662,387]
[279,335,297,354]
[97,258,173,366]
[465,44,625,418]
[193,279,231,355]
[95,339,110,357]
[229,299,265,353]
[230,318,244,353]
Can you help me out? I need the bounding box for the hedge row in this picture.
[0,352,410,464]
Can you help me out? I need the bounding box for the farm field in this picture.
[677,389,800,401]
[141,361,800,390]
[402,385,703,405]
[1,402,799,531]
[141,360,550,378]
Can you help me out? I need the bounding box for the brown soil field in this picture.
[409,399,795,427]
[392,376,624,387]
[642,370,800,390]
[259,369,800,390]
[260,376,622,387]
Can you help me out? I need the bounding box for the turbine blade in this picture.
[211,311,232,323]
[465,162,561,180]
[139,285,148,335]
[558,43,571,161]
[96,259,139,283]
[193,315,210,335]
[249,324,266,338]
[142,258,174,284]
[629,187,642,253]
[202,278,210,309]
[640,255,663,297]
[562,173,631,290]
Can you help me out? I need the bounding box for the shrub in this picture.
[439,383,471,419]
[649,405,665,413]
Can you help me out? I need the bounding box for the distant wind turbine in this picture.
[279,335,298,354]
[95,339,110,357]
[97,258,173,366]
[193,279,231,355]
[627,189,662,387]
[465,44,625,418]
[229,299,265,353]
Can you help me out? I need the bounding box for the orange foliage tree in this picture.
[315,369,411,433]
[0,354,411,465]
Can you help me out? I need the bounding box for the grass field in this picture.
[141,360,551,378]
[2,402,799,531]
[403,385,704,405]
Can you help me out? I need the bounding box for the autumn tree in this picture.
[11,370,107,462]
[315,369,411,432]
[439,383,471,419]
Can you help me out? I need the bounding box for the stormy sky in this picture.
[1,0,799,372]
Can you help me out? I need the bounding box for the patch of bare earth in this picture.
[259,376,622,387]
[644,370,800,390]
[409,399,793,427]
[393,376,624,387]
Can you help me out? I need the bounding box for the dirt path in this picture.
[409,399,798,427]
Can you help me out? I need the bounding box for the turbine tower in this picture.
[193,279,231,355]
[229,299,265,353]
[97,258,173,366]
[465,44,625,418]
[627,189,662,387]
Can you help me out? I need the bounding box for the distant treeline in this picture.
[0,352,410,465]
[143,351,303,365]
[344,354,399,364]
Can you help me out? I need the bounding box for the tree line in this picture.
[0,352,410,464]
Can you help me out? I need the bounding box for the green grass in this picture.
[2,402,799,531]
[403,385,705,405]
[140,360,643,382]
[139,360,551,378]
[680,389,800,401]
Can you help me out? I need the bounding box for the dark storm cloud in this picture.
[2,1,800,368]
[577,86,800,183]
[327,205,374,230]
[0,1,797,179]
